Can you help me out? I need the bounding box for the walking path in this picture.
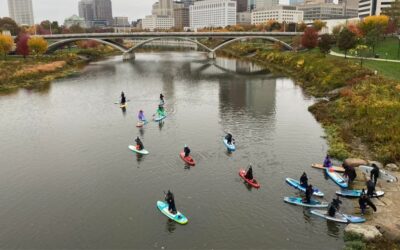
[330,51,400,63]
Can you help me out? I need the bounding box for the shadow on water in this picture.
[326,221,341,237]
[165,219,177,233]
[136,153,144,164]
[139,127,145,137]
[121,107,127,116]
[158,120,164,131]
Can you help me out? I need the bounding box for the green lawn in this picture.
[362,60,400,80]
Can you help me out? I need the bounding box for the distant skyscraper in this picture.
[289,0,304,5]
[93,0,113,25]
[8,0,34,25]
[248,0,256,10]
[255,0,279,10]
[79,0,94,21]
[236,0,248,12]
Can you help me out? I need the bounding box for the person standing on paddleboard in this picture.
[300,172,308,188]
[328,197,342,217]
[245,165,253,180]
[135,137,144,150]
[165,190,177,214]
[323,154,332,168]
[225,133,234,145]
[304,184,314,204]
[159,93,165,107]
[138,110,146,122]
[184,145,191,157]
[121,92,126,105]
[370,164,380,186]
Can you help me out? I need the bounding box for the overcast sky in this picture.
[0,0,153,23]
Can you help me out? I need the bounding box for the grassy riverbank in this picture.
[0,47,118,93]
[219,43,400,165]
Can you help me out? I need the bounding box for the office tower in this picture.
[93,0,113,25]
[236,0,249,12]
[7,0,34,25]
[174,7,190,29]
[79,0,94,21]
[190,0,237,29]
[255,0,280,10]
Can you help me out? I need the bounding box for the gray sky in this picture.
[0,0,153,24]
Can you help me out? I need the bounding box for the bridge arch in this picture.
[46,38,128,54]
[211,36,293,52]
[127,37,213,53]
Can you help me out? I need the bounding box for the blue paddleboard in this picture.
[326,168,348,188]
[157,201,188,225]
[154,114,167,122]
[284,197,328,208]
[285,178,324,197]
[223,138,236,151]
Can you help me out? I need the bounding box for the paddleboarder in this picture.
[184,144,191,157]
[343,165,357,184]
[156,105,166,117]
[245,165,253,180]
[366,178,376,198]
[323,154,332,168]
[135,136,144,150]
[300,172,308,188]
[138,110,146,122]
[160,93,165,106]
[165,190,177,214]
[328,197,342,217]
[225,133,234,145]
[370,164,380,186]
[304,184,314,203]
[121,92,126,105]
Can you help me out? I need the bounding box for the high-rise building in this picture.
[142,15,175,31]
[248,0,256,10]
[7,0,34,25]
[152,0,175,16]
[289,0,304,5]
[237,11,251,24]
[79,0,94,21]
[190,0,237,29]
[255,0,280,10]
[114,17,130,26]
[236,0,248,12]
[182,0,195,7]
[251,5,303,24]
[358,0,394,18]
[93,0,113,25]
[338,0,359,9]
[174,7,190,29]
[298,3,358,20]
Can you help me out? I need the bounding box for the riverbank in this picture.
[0,47,118,94]
[217,43,400,166]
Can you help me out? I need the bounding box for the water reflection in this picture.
[165,219,177,233]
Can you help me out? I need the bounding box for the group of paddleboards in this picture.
[284,154,398,224]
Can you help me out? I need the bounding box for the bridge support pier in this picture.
[208,52,216,60]
[123,52,135,61]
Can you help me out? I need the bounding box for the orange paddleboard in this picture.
[311,163,345,173]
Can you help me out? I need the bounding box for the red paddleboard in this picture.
[239,169,260,188]
[180,152,195,166]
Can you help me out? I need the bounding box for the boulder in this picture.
[344,224,382,241]
[377,224,400,243]
[385,163,399,172]
[344,158,368,168]
[368,161,383,169]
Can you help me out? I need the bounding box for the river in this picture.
[0,52,348,249]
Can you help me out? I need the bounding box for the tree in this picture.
[301,27,318,49]
[0,17,20,36]
[382,0,400,28]
[365,28,380,54]
[16,33,30,58]
[313,20,327,32]
[318,34,333,55]
[358,15,389,49]
[69,24,85,34]
[28,37,48,56]
[337,27,357,58]
[292,36,302,51]
[297,22,307,32]
[0,34,14,57]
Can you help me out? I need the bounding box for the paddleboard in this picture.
[239,169,260,188]
[336,189,385,198]
[157,201,188,225]
[283,197,329,208]
[285,178,324,197]
[311,163,345,173]
[326,167,348,188]
[310,209,349,223]
[128,145,149,155]
[342,214,366,223]
[180,152,195,166]
[154,114,167,122]
[223,138,236,151]
[359,165,398,183]
[120,103,127,108]
[136,120,148,128]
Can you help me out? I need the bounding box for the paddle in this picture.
[114,99,131,104]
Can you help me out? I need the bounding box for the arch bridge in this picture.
[41,32,301,60]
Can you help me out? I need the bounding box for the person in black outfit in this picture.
[370,164,380,186]
[304,184,314,204]
[343,164,357,184]
[359,189,377,215]
[184,144,191,157]
[300,172,308,188]
[245,165,253,180]
[328,197,342,217]
[135,136,144,150]
[121,92,126,104]
[225,133,233,144]
[366,179,376,198]
[165,190,177,214]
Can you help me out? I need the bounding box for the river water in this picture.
[0,52,348,249]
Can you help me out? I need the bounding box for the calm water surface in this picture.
[0,52,348,249]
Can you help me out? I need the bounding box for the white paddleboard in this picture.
[359,165,398,182]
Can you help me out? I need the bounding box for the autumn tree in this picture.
[0,34,14,57]
[318,34,333,55]
[28,37,48,56]
[0,17,20,36]
[301,27,318,49]
[358,15,389,52]
[16,33,30,58]
[313,20,327,32]
[337,27,357,58]
[297,22,307,32]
